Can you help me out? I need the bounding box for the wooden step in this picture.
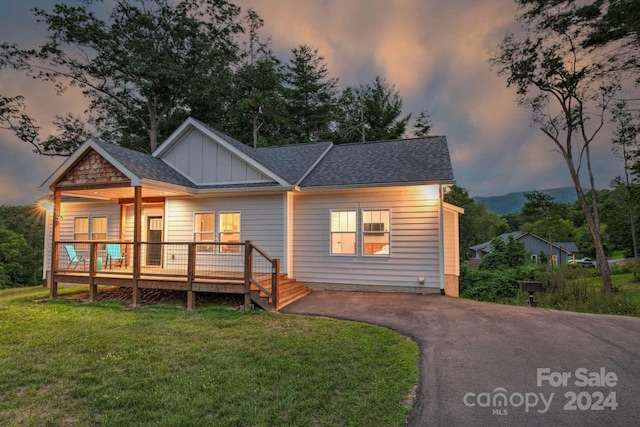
[277,287,311,310]
[249,276,310,311]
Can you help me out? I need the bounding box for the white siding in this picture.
[42,200,122,274]
[292,186,442,287]
[443,208,460,276]
[165,194,286,271]
[162,129,271,185]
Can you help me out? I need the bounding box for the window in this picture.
[194,213,214,253]
[74,217,89,250]
[362,210,390,256]
[219,212,240,253]
[331,210,356,255]
[74,216,107,250]
[91,217,107,249]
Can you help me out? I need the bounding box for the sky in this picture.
[0,0,626,206]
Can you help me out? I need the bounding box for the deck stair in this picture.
[250,274,310,311]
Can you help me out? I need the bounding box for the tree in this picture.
[478,236,528,270]
[2,0,245,154]
[0,94,39,150]
[283,45,338,142]
[519,190,577,242]
[521,190,557,223]
[521,217,577,242]
[490,1,618,292]
[610,102,640,264]
[600,181,639,260]
[223,10,288,148]
[413,110,432,137]
[444,186,510,260]
[0,229,39,289]
[334,76,410,143]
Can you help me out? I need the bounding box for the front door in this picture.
[146,216,163,266]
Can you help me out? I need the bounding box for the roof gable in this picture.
[153,118,290,186]
[55,148,131,188]
[160,128,274,185]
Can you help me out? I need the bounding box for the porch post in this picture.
[49,190,61,299]
[132,186,142,307]
[89,242,98,302]
[186,243,196,311]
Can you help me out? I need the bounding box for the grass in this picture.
[608,250,626,260]
[0,286,419,426]
[503,269,640,317]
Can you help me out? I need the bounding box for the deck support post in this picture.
[272,258,280,310]
[132,186,142,307]
[50,190,61,299]
[89,242,98,302]
[186,291,196,311]
[244,241,253,310]
[186,243,196,311]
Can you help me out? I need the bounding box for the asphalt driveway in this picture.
[281,291,640,426]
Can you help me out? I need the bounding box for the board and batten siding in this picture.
[161,129,271,185]
[291,186,442,288]
[165,194,287,271]
[43,200,123,276]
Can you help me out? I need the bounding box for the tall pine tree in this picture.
[334,76,410,143]
[283,45,338,143]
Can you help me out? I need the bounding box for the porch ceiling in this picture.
[58,186,189,201]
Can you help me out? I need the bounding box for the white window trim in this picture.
[218,211,241,255]
[361,208,391,257]
[329,209,357,256]
[194,212,215,253]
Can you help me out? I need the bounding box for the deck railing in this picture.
[52,240,278,307]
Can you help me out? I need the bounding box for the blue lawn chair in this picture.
[106,243,126,269]
[64,245,86,270]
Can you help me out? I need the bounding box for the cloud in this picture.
[0,0,625,206]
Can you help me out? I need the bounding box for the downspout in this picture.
[438,184,445,295]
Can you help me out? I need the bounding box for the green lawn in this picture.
[0,286,418,426]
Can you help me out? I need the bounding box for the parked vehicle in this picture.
[577,260,596,268]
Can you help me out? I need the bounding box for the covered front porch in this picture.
[42,143,308,311]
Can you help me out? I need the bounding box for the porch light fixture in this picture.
[422,185,439,200]
[37,200,53,213]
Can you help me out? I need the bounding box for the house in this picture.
[41,117,463,310]
[469,232,579,265]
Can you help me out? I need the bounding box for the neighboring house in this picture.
[469,232,579,265]
[41,117,463,310]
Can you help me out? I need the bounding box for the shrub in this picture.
[460,264,536,301]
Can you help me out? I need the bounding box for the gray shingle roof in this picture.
[94,140,194,188]
[556,242,580,253]
[91,120,456,190]
[470,232,523,252]
[299,136,455,187]
[255,142,332,184]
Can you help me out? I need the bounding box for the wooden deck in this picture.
[50,241,309,311]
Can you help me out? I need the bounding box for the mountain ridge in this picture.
[473,187,578,215]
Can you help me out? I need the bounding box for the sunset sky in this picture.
[0,0,625,206]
